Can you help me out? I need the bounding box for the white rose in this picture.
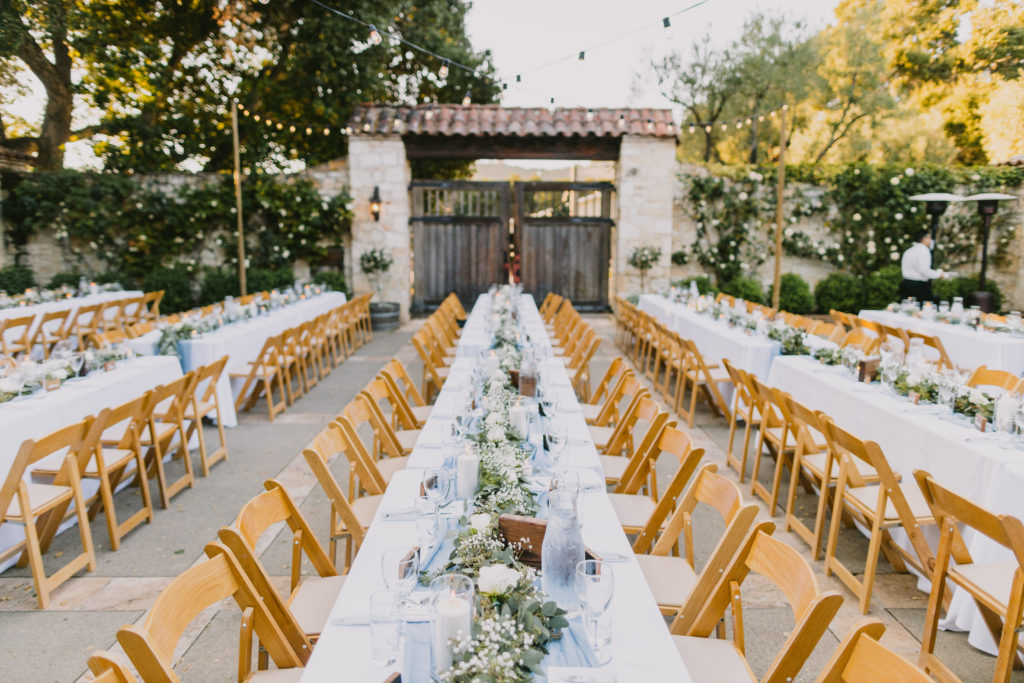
[47,367,68,380]
[905,168,914,176]
[485,412,503,429]
[477,564,520,595]
[469,514,491,533]
[486,426,506,443]
[906,374,922,387]
[852,213,862,221]
[0,378,20,393]
[890,176,900,185]
[894,213,903,220]
[489,369,506,384]
[969,389,989,405]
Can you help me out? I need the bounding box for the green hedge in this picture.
[719,276,764,304]
[934,276,1004,311]
[770,273,815,314]
[141,264,195,314]
[814,271,863,314]
[0,265,37,293]
[671,276,718,295]
[863,265,902,310]
[312,269,350,297]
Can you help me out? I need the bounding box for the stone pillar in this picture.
[614,135,676,297]
[347,135,412,321]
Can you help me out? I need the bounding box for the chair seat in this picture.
[247,667,305,682]
[635,554,698,608]
[288,574,347,637]
[140,421,180,445]
[395,430,421,453]
[673,635,756,682]
[846,482,932,522]
[607,493,656,530]
[599,455,628,482]
[376,456,410,483]
[185,400,217,420]
[589,426,614,450]
[411,405,432,424]
[801,451,875,481]
[580,403,602,423]
[352,495,383,527]
[4,483,72,519]
[955,561,1018,609]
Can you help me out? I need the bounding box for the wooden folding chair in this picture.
[358,382,420,456]
[840,329,880,355]
[90,329,127,349]
[915,470,1024,683]
[140,372,199,509]
[231,334,288,421]
[634,464,760,617]
[383,357,433,409]
[816,618,931,683]
[780,395,873,561]
[651,329,685,402]
[303,425,381,568]
[677,339,732,425]
[0,419,98,608]
[125,320,154,338]
[567,334,600,401]
[141,290,163,320]
[821,415,935,613]
[967,364,1021,392]
[186,356,230,476]
[721,359,761,483]
[378,371,429,429]
[69,303,104,349]
[0,313,34,358]
[332,416,390,498]
[607,425,702,536]
[117,542,308,681]
[589,374,648,454]
[905,330,955,370]
[220,480,344,646]
[411,331,448,401]
[86,651,137,683]
[579,359,629,426]
[30,309,71,358]
[748,377,797,516]
[599,395,667,489]
[674,530,844,682]
[878,322,909,351]
[99,297,129,332]
[809,320,843,343]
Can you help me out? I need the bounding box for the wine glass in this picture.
[547,421,568,462]
[422,468,452,508]
[381,547,419,606]
[575,559,614,663]
[413,496,439,552]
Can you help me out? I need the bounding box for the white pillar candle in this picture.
[996,393,1017,432]
[456,447,479,499]
[432,594,472,671]
[509,403,527,439]
[485,352,500,376]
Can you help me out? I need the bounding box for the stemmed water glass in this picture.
[547,421,568,463]
[381,546,419,608]
[422,468,452,508]
[575,559,614,664]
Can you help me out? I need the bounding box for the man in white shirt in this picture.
[899,230,947,302]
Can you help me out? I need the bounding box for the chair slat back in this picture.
[631,443,705,554]
[303,435,369,552]
[0,417,95,515]
[967,364,1021,392]
[333,416,387,495]
[384,359,428,407]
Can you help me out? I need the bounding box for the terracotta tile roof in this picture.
[348,104,677,138]
[997,154,1024,167]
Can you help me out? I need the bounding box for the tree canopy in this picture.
[0,0,499,171]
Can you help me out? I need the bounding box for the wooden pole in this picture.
[231,105,247,296]
[772,106,787,311]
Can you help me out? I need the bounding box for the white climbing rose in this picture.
[477,565,520,595]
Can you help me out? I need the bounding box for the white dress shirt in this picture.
[901,242,943,281]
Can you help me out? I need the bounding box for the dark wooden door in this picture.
[516,182,614,311]
[410,181,510,313]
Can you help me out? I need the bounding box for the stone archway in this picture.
[345,104,677,321]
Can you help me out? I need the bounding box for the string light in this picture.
[662,17,671,30]
[586,108,595,121]
[462,91,472,106]
[578,51,585,62]
[689,125,696,133]
[368,24,382,45]
[438,59,450,79]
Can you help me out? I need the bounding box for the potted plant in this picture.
[628,245,662,293]
[360,247,400,331]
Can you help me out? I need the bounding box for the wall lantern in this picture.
[370,186,382,222]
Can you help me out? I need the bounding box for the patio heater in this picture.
[908,193,963,266]
[963,192,1017,312]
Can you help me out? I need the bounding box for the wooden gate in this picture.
[410,181,510,313]
[516,182,614,311]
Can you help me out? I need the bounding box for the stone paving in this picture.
[0,313,1018,682]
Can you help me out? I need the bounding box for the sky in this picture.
[465,0,841,110]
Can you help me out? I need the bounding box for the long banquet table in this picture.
[0,355,185,569]
[126,292,346,427]
[859,309,1024,375]
[768,355,1024,654]
[301,294,689,681]
[0,290,143,346]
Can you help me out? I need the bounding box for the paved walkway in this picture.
[0,314,1017,681]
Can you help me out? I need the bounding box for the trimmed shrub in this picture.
[141,264,195,314]
[670,250,689,266]
[769,273,815,314]
[814,271,863,314]
[312,269,350,297]
[934,275,1005,311]
[719,276,764,304]
[863,265,902,310]
[199,268,240,306]
[671,276,718,296]
[0,265,36,293]
[47,271,85,289]
[247,267,295,294]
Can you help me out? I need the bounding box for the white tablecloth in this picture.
[301,294,689,682]
[768,355,1024,654]
[1,290,143,346]
[0,356,184,568]
[126,293,346,427]
[859,309,1024,375]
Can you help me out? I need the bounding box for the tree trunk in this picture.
[747,117,758,164]
[35,82,73,170]
[703,131,714,162]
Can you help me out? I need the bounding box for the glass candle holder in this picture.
[430,574,475,675]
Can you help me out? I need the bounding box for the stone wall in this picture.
[614,135,677,296]
[345,135,412,321]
